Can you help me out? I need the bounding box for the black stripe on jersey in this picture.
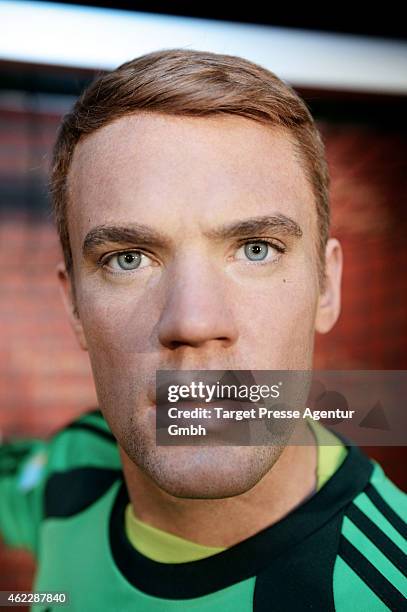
[346,503,406,576]
[254,511,341,611]
[44,467,121,518]
[365,484,407,539]
[339,535,406,610]
[64,422,116,444]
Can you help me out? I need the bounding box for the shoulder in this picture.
[46,408,120,468]
[0,409,122,553]
[342,459,406,546]
[43,409,122,519]
[334,458,406,610]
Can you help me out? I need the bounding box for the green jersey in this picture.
[1,409,406,611]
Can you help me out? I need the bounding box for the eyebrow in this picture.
[82,214,303,258]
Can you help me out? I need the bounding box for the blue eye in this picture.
[100,250,152,274]
[244,242,269,261]
[116,252,141,270]
[235,239,285,266]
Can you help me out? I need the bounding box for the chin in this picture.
[131,444,284,500]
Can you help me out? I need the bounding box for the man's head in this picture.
[51,48,342,498]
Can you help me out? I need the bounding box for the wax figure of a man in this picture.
[1,49,405,611]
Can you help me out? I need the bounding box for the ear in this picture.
[315,238,343,334]
[56,261,88,351]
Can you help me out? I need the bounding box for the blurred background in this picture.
[0,1,406,599]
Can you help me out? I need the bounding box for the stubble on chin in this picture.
[119,423,285,500]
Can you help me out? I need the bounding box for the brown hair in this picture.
[50,47,330,300]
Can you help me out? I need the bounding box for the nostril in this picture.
[168,340,185,350]
[166,337,231,350]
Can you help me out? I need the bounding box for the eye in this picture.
[100,250,152,273]
[236,240,284,264]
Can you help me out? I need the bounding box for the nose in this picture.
[157,253,239,351]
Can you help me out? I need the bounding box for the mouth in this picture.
[151,370,261,442]
[152,369,256,405]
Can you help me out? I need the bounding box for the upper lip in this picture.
[153,370,252,405]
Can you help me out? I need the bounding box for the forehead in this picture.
[66,112,316,249]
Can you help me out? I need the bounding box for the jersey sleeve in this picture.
[0,436,50,555]
[0,409,120,557]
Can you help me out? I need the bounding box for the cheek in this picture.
[240,273,318,366]
[79,294,154,421]
[76,282,158,421]
[77,278,157,358]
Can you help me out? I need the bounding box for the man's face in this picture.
[59,113,341,498]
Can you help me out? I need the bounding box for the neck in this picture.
[119,425,317,548]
